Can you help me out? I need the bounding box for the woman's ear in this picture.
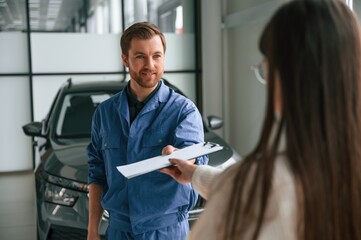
[122,53,129,68]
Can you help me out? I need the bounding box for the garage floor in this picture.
[0,170,37,240]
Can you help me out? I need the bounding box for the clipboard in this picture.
[116,142,223,179]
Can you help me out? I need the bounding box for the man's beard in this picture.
[133,71,162,88]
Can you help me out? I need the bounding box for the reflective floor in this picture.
[0,170,37,240]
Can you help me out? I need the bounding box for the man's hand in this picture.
[161,145,178,155]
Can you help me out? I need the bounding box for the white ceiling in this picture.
[0,0,84,32]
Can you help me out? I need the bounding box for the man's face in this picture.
[122,35,165,89]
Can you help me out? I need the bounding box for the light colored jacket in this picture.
[189,154,297,240]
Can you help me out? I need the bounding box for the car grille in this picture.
[48,225,105,240]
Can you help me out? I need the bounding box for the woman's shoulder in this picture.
[211,153,295,194]
[209,154,298,239]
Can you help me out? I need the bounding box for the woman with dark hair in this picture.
[160,0,361,239]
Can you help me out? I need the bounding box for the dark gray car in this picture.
[23,79,240,240]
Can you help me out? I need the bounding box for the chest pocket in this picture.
[101,133,122,150]
[142,128,168,148]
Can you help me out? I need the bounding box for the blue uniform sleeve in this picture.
[87,108,107,185]
[169,99,208,213]
[172,101,209,166]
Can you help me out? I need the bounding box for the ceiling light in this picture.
[48,1,62,7]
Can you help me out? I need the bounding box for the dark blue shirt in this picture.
[125,81,161,124]
[87,80,208,234]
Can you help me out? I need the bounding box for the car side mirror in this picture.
[22,121,44,137]
[207,116,224,130]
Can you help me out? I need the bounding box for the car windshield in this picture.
[56,92,113,138]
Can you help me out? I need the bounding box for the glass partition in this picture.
[0,0,33,172]
[0,76,32,172]
[0,0,28,74]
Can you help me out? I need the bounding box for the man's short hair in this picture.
[120,22,166,57]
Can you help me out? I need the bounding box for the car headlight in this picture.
[44,183,78,207]
[45,173,89,192]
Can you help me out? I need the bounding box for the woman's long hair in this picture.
[220,1,361,239]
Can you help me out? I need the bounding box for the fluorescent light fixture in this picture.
[96,5,104,34]
[48,3,62,7]
[175,6,183,30]
[110,0,121,33]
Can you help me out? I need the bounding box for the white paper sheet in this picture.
[117,142,223,179]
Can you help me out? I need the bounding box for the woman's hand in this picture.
[160,145,197,184]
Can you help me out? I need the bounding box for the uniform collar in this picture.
[125,81,161,107]
[149,79,171,103]
[117,79,171,124]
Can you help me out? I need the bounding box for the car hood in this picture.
[204,131,235,167]
[44,133,236,183]
[44,142,89,183]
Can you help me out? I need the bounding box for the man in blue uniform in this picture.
[87,22,208,240]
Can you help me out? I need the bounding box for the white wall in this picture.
[0,33,29,73]
[201,0,282,156]
[0,33,33,172]
[0,76,32,172]
[225,0,283,156]
[31,33,122,73]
